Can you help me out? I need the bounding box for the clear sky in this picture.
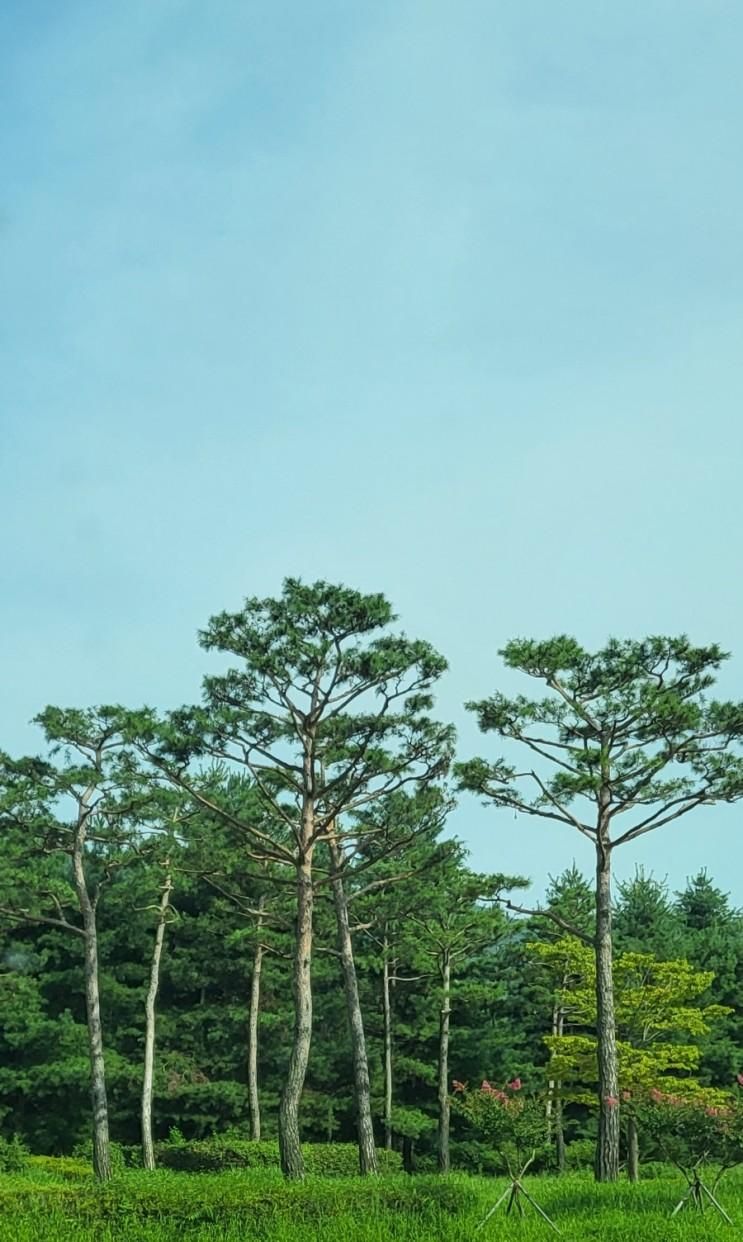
[2,1,742,904]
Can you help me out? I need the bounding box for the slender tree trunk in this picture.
[382,934,393,1152]
[141,869,173,1171]
[546,1005,556,1134]
[548,1005,566,1173]
[279,849,314,1179]
[328,831,378,1175]
[627,1116,640,1183]
[71,825,111,1183]
[594,839,620,1182]
[555,1093,566,1174]
[247,896,266,1142]
[437,952,451,1173]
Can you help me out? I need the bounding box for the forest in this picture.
[1,579,743,1235]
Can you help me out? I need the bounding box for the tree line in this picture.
[1,580,742,1183]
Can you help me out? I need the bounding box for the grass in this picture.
[1,1163,741,1241]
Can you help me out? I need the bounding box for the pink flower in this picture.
[621,1091,632,1102]
[604,1096,619,1109]
[452,1080,466,1094]
[736,1073,743,1087]
[507,1078,522,1091]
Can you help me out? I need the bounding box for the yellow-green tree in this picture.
[529,937,730,1179]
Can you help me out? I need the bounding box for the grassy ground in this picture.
[1,1164,741,1241]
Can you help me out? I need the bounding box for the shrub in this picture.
[638,1085,743,1171]
[0,1135,28,1173]
[156,1138,403,1176]
[563,1138,596,1171]
[71,1140,140,1170]
[452,1078,550,1173]
[26,1156,91,1180]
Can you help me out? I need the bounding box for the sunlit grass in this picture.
[1,1165,741,1241]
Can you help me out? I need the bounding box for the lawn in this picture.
[1,1163,741,1241]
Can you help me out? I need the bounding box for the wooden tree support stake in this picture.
[670,1159,734,1226]
[476,1156,562,1236]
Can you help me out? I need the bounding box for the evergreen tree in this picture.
[458,636,743,1180]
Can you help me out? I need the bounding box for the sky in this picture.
[2,0,743,905]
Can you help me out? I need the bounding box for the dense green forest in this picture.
[1,580,742,1185]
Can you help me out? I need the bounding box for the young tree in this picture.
[540,866,594,1170]
[457,636,743,1180]
[531,936,731,1180]
[141,857,175,1170]
[614,869,683,958]
[171,776,292,1142]
[407,854,527,1172]
[674,872,743,1085]
[0,707,154,1181]
[127,579,454,1178]
[328,787,454,1157]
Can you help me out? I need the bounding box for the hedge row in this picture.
[156,1139,403,1176]
[0,1169,477,1227]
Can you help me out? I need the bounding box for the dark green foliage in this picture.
[614,871,684,958]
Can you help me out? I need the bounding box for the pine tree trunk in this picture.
[279,851,314,1179]
[382,937,393,1152]
[595,840,620,1182]
[329,832,378,1175]
[247,897,265,1142]
[142,870,172,1171]
[71,817,111,1183]
[437,953,451,1173]
[627,1115,640,1183]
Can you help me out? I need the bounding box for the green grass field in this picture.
[1,1163,741,1241]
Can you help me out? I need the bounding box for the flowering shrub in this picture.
[638,1080,743,1172]
[452,1078,549,1172]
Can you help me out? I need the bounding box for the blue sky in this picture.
[2,0,743,903]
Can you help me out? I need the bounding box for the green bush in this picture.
[71,1140,141,1170]
[563,1138,596,1171]
[0,1168,476,1228]
[156,1139,402,1176]
[26,1156,91,1180]
[0,1136,28,1173]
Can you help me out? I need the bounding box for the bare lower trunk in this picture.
[382,937,393,1152]
[247,898,265,1142]
[548,1006,566,1173]
[437,953,451,1173]
[595,842,620,1182]
[627,1115,639,1183]
[329,833,378,1175]
[279,853,313,1179]
[72,831,111,1183]
[142,870,173,1171]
